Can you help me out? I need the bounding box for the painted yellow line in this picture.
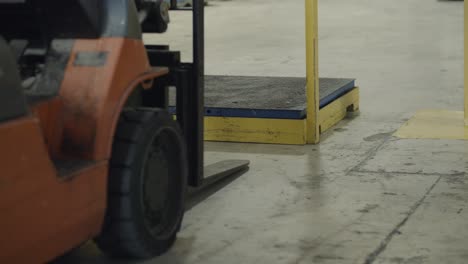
[394,110,468,140]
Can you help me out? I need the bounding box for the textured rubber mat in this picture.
[169,76,355,119]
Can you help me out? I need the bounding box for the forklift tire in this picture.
[96,108,187,259]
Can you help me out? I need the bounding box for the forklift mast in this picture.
[144,0,249,189]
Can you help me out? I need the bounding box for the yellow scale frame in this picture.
[204,0,360,145]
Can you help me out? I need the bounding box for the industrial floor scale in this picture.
[167,0,360,145]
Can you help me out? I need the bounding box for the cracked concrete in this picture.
[58,0,467,263]
[364,176,443,264]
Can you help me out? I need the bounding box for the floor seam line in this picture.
[363,175,443,264]
[347,135,396,174]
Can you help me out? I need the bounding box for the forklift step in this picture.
[169,76,355,119]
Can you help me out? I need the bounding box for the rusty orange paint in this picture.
[58,38,168,160]
[31,98,65,158]
[0,117,107,263]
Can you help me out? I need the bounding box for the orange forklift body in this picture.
[0,37,168,262]
[0,0,250,262]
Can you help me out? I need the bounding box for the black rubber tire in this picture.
[95,108,187,259]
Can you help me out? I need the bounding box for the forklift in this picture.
[0,0,248,262]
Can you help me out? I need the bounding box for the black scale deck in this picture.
[170,76,355,119]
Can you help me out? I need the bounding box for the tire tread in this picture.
[95,108,184,259]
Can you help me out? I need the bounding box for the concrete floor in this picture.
[62,0,467,263]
